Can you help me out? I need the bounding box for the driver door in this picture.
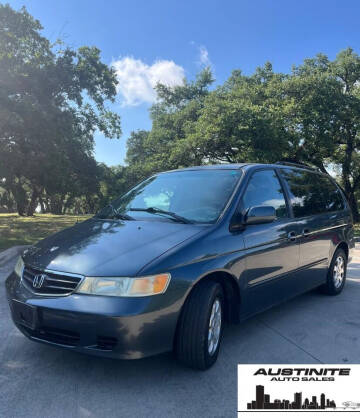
[240,169,301,316]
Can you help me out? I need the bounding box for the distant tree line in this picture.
[1,5,360,220]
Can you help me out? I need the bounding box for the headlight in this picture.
[76,273,171,297]
[14,256,24,278]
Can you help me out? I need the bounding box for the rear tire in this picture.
[320,248,347,295]
[175,281,224,370]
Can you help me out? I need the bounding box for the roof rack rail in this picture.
[275,161,321,172]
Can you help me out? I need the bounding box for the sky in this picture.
[8,0,360,166]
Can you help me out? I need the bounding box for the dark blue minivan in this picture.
[6,162,354,369]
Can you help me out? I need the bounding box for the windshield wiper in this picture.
[129,207,193,224]
[96,204,135,220]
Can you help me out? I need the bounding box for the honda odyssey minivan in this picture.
[6,162,354,370]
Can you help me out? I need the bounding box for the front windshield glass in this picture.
[96,169,242,223]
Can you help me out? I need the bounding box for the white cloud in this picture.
[199,45,212,67]
[190,42,213,68]
[112,57,185,106]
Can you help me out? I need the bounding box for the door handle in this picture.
[302,228,310,237]
[287,231,297,241]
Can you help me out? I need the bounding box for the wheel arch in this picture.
[173,270,241,352]
[178,270,241,326]
[334,241,349,260]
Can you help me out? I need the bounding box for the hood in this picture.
[23,218,205,277]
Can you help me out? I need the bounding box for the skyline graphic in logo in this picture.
[247,385,336,410]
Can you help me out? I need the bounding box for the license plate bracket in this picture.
[11,300,37,330]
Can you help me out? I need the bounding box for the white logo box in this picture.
[238,364,360,416]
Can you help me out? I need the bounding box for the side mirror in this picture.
[245,205,276,225]
[229,211,244,233]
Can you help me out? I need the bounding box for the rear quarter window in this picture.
[280,168,344,217]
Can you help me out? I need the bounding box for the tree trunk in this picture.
[26,187,39,216]
[62,195,75,214]
[39,196,46,213]
[50,194,65,214]
[342,127,358,220]
[11,182,27,216]
[44,198,51,213]
[347,190,360,222]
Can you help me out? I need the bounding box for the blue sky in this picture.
[9,0,360,166]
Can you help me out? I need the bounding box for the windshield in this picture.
[96,169,242,223]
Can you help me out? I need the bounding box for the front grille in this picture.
[22,266,83,296]
[20,325,80,346]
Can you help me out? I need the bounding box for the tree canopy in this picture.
[0,4,121,215]
[125,50,360,220]
[1,4,360,221]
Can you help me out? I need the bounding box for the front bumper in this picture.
[5,272,182,359]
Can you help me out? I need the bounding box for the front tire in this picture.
[175,281,224,370]
[320,248,347,295]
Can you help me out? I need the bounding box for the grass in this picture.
[0,213,91,251]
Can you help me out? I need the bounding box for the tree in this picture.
[281,50,360,219]
[123,68,214,180]
[127,52,360,220]
[125,130,151,166]
[0,4,121,215]
[188,64,291,164]
[330,49,360,220]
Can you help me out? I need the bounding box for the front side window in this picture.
[280,169,344,217]
[97,169,242,223]
[241,170,288,218]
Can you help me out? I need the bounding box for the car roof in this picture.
[164,163,249,172]
[163,162,320,173]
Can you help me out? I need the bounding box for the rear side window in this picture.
[242,170,288,218]
[280,169,344,217]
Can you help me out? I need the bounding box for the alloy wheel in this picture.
[333,255,345,288]
[208,298,222,356]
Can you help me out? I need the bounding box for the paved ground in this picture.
[1,247,360,418]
